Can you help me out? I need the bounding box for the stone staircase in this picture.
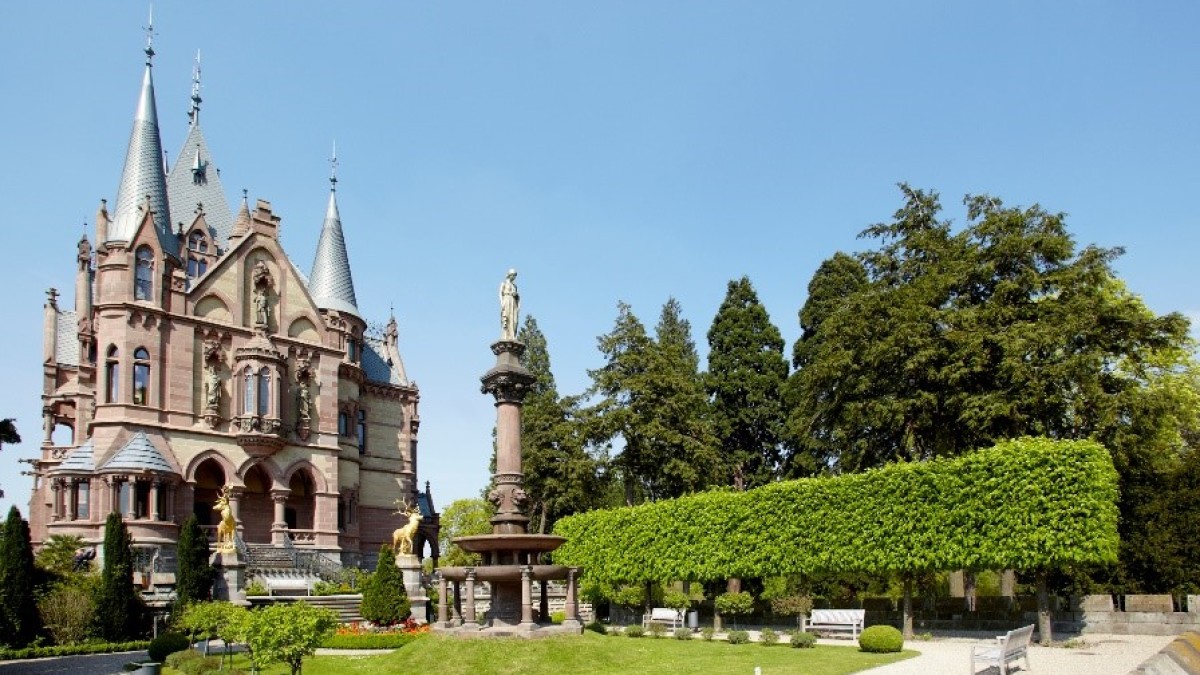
[302,595,365,623]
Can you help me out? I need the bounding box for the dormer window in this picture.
[191,148,207,186]
[186,232,210,286]
[134,247,154,301]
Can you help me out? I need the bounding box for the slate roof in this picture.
[167,123,234,247]
[55,310,80,366]
[99,431,176,474]
[307,190,361,319]
[108,62,177,258]
[362,336,407,386]
[53,439,95,473]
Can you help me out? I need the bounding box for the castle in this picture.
[29,30,439,570]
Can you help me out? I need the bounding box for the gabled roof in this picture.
[53,439,95,473]
[167,123,234,247]
[108,62,176,258]
[363,335,407,386]
[99,431,176,474]
[307,189,361,319]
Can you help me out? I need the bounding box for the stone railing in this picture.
[1080,594,1200,636]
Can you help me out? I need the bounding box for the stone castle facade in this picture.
[29,38,439,568]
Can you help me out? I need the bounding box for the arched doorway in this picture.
[240,464,273,544]
[192,459,225,528]
[285,470,316,544]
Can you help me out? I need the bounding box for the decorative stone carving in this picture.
[252,260,272,330]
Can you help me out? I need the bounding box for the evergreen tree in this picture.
[175,514,215,605]
[361,544,410,625]
[95,512,142,641]
[518,316,604,533]
[706,277,789,490]
[586,300,719,503]
[0,506,42,646]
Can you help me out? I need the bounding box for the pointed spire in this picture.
[231,189,251,237]
[309,148,360,319]
[108,9,174,255]
[188,49,202,126]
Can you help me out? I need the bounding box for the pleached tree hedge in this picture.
[553,438,1118,581]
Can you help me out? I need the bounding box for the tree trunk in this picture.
[1000,569,1016,597]
[902,576,914,639]
[1036,569,1052,646]
[964,570,977,612]
[727,577,741,593]
[713,609,722,632]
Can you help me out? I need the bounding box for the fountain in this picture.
[434,270,583,635]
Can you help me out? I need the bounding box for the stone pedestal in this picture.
[395,553,429,624]
[210,549,249,606]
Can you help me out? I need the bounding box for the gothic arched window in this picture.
[243,366,255,415]
[134,247,154,300]
[105,346,119,403]
[258,367,271,416]
[132,347,151,405]
[338,411,349,437]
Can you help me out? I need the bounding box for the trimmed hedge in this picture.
[858,625,904,653]
[0,640,151,660]
[319,632,425,650]
[554,438,1118,581]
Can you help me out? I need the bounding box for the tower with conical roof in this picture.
[106,14,175,256]
[308,146,362,320]
[166,50,235,249]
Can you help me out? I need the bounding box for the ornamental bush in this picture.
[94,513,143,642]
[791,630,817,648]
[858,625,904,653]
[585,621,606,635]
[361,545,410,625]
[0,507,43,646]
[624,624,645,638]
[727,629,750,644]
[554,439,1118,582]
[648,622,666,638]
[242,602,337,674]
[148,632,191,662]
[759,627,779,645]
[673,627,692,640]
[175,515,215,605]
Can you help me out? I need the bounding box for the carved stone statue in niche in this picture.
[295,356,314,441]
[252,260,272,329]
[205,364,222,410]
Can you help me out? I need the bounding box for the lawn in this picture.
[168,632,915,675]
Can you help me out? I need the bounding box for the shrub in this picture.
[550,610,565,624]
[0,640,151,660]
[361,545,410,625]
[701,627,715,641]
[244,580,268,596]
[790,631,817,648]
[770,594,813,628]
[35,534,88,577]
[585,621,606,635]
[858,625,904,653]
[38,578,96,645]
[165,648,224,675]
[662,589,691,611]
[95,513,143,642]
[312,580,352,596]
[727,630,749,644]
[759,627,779,645]
[715,591,754,628]
[624,624,645,638]
[148,632,191,662]
[648,622,666,638]
[242,601,338,674]
[673,627,692,640]
[175,515,215,605]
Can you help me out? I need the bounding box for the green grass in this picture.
[167,632,915,675]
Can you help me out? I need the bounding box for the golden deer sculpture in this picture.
[391,502,424,556]
[213,486,237,552]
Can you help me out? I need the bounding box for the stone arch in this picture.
[236,456,286,491]
[195,293,232,322]
[184,449,239,486]
[279,459,329,495]
[286,316,320,342]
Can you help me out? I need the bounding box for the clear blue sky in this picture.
[1,2,1197,514]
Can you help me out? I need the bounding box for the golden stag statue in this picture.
[213,486,237,552]
[391,501,424,557]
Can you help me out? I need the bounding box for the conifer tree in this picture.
[706,277,789,490]
[361,545,410,625]
[518,316,604,533]
[175,514,215,605]
[0,506,42,645]
[95,512,142,641]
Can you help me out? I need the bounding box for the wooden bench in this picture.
[971,624,1034,674]
[643,607,683,630]
[806,609,866,639]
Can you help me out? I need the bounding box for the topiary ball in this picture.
[858,625,904,653]
[148,631,192,662]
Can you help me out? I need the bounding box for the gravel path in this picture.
[854,633,1174,675]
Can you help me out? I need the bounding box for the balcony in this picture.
[234,415,285,456]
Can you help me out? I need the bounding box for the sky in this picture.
[1,2,1198,515]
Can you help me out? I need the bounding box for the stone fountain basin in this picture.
[453,534,566,554]
[437,564,571,582]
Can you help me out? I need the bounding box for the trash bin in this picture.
[687,610,699,630]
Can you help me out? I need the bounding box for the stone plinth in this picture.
[395,553,429,624]
[210,549,249,606]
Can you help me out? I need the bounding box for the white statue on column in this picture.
[499,268,519,341]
